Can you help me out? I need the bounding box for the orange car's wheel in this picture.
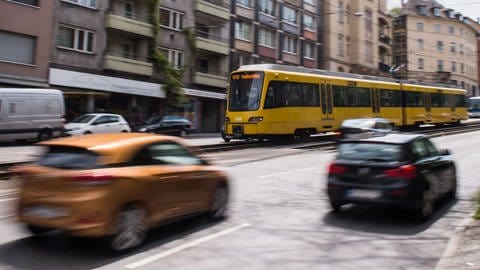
[108,205,147,252]
[26,224,53,236]
[208,185,229,220]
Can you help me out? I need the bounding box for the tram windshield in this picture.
[228,72,264,111]
[468,97,480,110]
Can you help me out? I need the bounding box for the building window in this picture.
[0,31,35,65]
[9,0,39,6]
[304,0,315,5]
[338,1,344,24]
[196,58,209,73]
[461,63,465,74]
[159,8,183,30]
[460,44,464,55]
[436,41,443,51]
[258,0,275,16]
[417,39,424,50]
[451,61,456,72]
[282,5,298,25]
[122,42,134,59]
[433,8,441,16]
[338,34,344,57]
[418,58,424,70]
[304,42,315,59]
[416,22,424,31]
[448,25,455,34]
[235,21,251,41]
[365,9,373,33]
[437,60,443,71]
[283,35,297,54]
[236,0,251,7]
[303,13,314,30]
[125,1,134,18]
[365,41,373,64]
[434,24,441,32]
[258,29,275,48]
[450,42,456,53]
[160,48,183,69]
[57,25,94,53]
[62,0,96,8]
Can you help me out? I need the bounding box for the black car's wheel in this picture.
[329,200,343,213]
[179,129,188,137]
[447,177,457,200]
[208,185,229,220]
[37,129,52,141]
[26,224,53,236]
[414,189,434,221]
[108,205,147,252]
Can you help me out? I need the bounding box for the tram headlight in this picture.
[248,116,264,123]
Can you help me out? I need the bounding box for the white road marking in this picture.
[125,223,251,269]
[259,167,316,178]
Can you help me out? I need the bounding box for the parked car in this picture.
[15,133,229,252]
[64,113,130,136]
[133,115,195,137]
[337,118,394,141]
[0,88,65,142]
[327,133,457,220]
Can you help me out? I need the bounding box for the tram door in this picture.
[371,88,381,117]
[424,92,432,122]
[320,83,333,120]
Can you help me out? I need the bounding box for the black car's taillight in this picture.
[328,163,348,175]
[384,165,417,180]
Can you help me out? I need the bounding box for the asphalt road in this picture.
[0,131,478,269]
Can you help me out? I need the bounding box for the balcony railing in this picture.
[195,0,230,20]
[194,68,228,88]
[104,51,152,76]
[105,12,153,37]
[379,34,391,45]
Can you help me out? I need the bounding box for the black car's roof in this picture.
[340,133,426,144]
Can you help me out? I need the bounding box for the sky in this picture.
[387,0,480,21]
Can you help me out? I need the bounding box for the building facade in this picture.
[230,0,322,69]
[0,0,54,87]
[393,0,478,96]
[321,0,393,76]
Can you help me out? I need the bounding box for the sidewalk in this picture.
[435,217,480,270]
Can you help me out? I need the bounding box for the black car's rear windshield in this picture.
[337,142,404,162]
[38,146,101,169]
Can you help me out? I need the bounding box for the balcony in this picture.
[196,36,229,55]
[194,71,227,88]
[104,54,153,76]
[105,13,153,37]
[195,0,229,20]
[379,34,391,45]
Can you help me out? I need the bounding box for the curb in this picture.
[434,215,477,270]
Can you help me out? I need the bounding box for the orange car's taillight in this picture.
[71,173,114,186]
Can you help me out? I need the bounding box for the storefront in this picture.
[49,68,165,123]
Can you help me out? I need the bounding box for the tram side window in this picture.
[456,95,467,107]
[333,86,347,106]
[405,91,424,107]
[431,93,441,107]
[380,89,402,107]
[264,81,319,108]
[346,87,370,107]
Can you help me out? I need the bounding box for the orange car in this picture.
[15,133,229,252]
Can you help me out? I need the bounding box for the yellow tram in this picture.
[224,64,468,141]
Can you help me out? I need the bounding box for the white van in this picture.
[0,89,65,142]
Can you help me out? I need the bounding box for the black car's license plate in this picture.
[346,189,381,199]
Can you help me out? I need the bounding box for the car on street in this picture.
[64,113,131,136]
[133,115,195,137]
[15,133,229,252]
[327,133,457,220]
[337,118,394,141]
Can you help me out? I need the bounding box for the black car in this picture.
[327,133,457,220]
[133,115,195,137]
[337,118,394,140]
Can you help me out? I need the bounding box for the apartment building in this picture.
[393,0,478,96]
[322,0,392,76]
[0,0,54,87]
[230,0,322,69]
